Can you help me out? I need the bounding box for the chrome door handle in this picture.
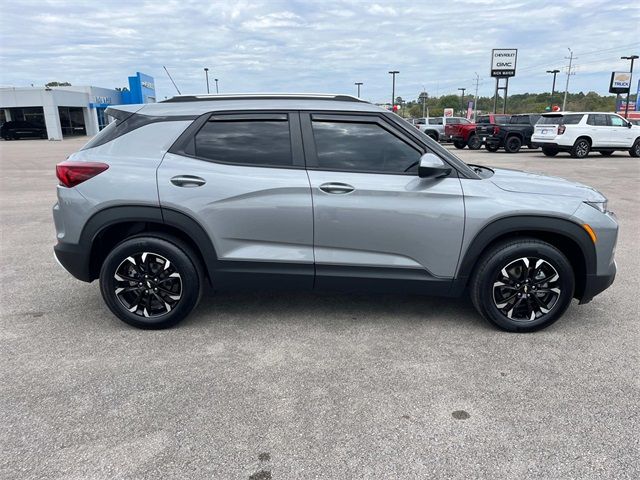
[319,182,355,194]
[170,175,206,187]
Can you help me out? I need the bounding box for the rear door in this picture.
[586,114,608,147]
[301,112,465,292]
[158,111,314,288]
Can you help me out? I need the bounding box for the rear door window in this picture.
[587,114,607,126]
[194,114,293,166]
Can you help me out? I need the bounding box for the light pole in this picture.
[355,82,363,98]
[546,69,560,108]
[389,70,399,111]
[204,68,210,94]
[562,48,574,111]
[458,87,466,117]
[214,78,219,94]
[621,55,638,118]
[421,86,427,118]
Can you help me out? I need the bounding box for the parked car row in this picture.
[410,112,640,158]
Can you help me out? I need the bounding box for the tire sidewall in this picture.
[476,242,575,332]
[468,135,482,150]
[505,136,522,153]
[572,139,590,158]
[99,237,201,329]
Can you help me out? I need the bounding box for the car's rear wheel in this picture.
[426,132,438,141]
[630,139,640,158]
[470,239,574,332]
[467,135,482,150]
[504,136,522,153]
[542,146,559,157]
[485,143,499,152]
[453,140,466,149]
[99,235,202,329]
[570,138,591,158]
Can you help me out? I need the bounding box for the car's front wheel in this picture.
[630,139,640,158]
[470,239,574,332]
[99,235,202,329]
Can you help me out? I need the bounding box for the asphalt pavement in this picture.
[1,137,638,479]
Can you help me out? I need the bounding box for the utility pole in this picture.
[389,70,399,112]
[472,73,480,122]
[562,48,575,111]
[355,82,363,98]
[621,55,638,118]
[458,87,466,117]
[204,68,210,94]
[546,69,560,108]
[214,78,219,94]
[421,85,427,118]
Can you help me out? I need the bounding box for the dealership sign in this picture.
[491,49,517,77]
[443,108,454,118]
[609,71,631,94]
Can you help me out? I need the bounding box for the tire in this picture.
[467,135,482,150]
[527,144,539,150]
[630,139,640,158]
[542,146,559,157]
[470,238,575,332]
[599,150,614,157]
[426,131,438,141]
[504,136,522,153]
[40,132,47,139]
[570,138,591,158]
[99,235,202,329]
[485,143,500,152]
[453,140,466,149]
[2,134,10,140]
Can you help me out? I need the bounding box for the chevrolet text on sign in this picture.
[491,49,518,77]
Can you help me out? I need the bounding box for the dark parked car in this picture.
[479,114,541,153]
[1,121,47,140]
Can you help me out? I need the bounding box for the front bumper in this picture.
[579,263,616,304]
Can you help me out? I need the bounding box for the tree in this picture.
[45,81,72,87]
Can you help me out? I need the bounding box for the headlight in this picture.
[584,200,608,213]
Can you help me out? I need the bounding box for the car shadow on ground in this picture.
[182,289,487,330]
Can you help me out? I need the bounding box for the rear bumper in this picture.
[530,139,571,151]
[54,242,92,282]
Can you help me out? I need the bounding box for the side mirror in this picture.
[418,153,452,179]
[628,122,633,128]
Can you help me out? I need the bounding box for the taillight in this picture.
[493,126,500,135]
[557,125,566,135]
[56,161,109,188]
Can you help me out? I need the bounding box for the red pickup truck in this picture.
[445,113,511,149]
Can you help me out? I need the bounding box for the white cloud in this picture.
[0,0,638,101]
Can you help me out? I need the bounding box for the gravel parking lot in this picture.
[1,137,639,479]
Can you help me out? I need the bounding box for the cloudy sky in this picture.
[1,0,638,102]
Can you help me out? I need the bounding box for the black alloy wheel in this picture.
[467,135,482,150]
[100,235,202,329]
[571,138,591,158]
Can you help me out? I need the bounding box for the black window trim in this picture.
[168,110,305,170]
[301,112,426,176]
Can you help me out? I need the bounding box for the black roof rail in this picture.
[160,93,367,103]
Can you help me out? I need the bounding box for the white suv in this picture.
[532,112,640,158]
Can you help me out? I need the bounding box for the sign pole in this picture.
[503,77,509,114]
[493,77,499,113]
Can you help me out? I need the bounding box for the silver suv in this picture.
[53,94,618,332]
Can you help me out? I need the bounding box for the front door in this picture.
[300,112,465,293]
[158,111,314,288]
[608,114,634,147]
